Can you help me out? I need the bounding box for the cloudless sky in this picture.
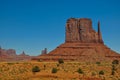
[0,0,120,56]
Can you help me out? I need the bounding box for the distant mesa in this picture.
[38,18,120,62]
[0,47,31,61]
[0,47,16,59]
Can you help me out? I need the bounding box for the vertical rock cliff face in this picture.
[66,18,103,43]
[38,18,120,62]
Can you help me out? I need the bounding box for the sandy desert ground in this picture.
[0,61,120,80]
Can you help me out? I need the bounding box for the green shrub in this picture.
[43,65,46,70]
[96,62,101,65]
[111,70,115,75]
[58,58,64,64]
[111,65,116,75]
[57,64,59,67]
[112,65,116,71]
[77,68,84,74]
[7,63,15,65]
[112,60,119,65]
[32,66,40,73]
[52,68,58,73]
[99,70,104,75]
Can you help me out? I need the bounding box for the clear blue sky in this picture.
[0,0,120,56]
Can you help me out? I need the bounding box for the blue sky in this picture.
[0,0,120,56]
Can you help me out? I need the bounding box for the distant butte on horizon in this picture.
[37,18,120,62]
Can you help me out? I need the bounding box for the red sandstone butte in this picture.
[38,18,120,62]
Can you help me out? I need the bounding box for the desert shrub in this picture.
[58,58,64,64]
[57,64,59,67]
[112,65,116,71]
[112,60,119,65]
[32,66,40,73]
[111,60,119,76]
[7,63,15,65]
[96,62,101,65]
[77,68,84,74]
[43,65,46,70]
[16,62,19,64]
[52,68,58,73]
[99,70,104,75]
[111,65,116,75]
[111,70,115,75]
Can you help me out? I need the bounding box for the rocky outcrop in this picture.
[41,48,47,55]
[17,51,31,61]
[19,51,26,56]
[38,18,120,62]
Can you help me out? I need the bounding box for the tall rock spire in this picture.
[0,46,1,50]
[98,21,100,36]
[98,21,103,43]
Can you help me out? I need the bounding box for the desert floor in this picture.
[0,61,120,80]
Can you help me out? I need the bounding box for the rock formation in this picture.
[18,51,31,61]
[0,47,32,62]
[38,18,120,62]
[19,51,26,56]
[65,18,103,43]
[41,48,47,55]
[6,49,16,57]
